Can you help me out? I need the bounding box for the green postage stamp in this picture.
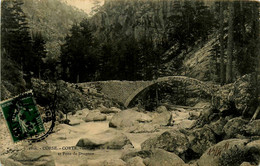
[0,91,45,142]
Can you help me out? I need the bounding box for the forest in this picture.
[1,0,260,166]
[1,0,259,110]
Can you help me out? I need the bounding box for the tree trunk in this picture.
[219,0,225,85]
[39,66,41,80]
[251,1,259,121]
[226,1,234,83]
[254,1,260,108]
[76,73,80,83]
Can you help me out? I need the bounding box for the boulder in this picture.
[187,125,216,156]
[156,106,168,113]
[152,110,172,126]
[84,111,107,122]
[223,117,248,139]
[240,162,255,166]
[68,118,82,126]
[121,150,152,162]
[175,120,196,130]
[121,149,185,166]
[245,120,260,136]
[0,157,24,166]
[197,139,249,166]
[208,117,228,136]
[192,107,217,128]
[245,140,260,164]
[100,106,121,114]
[127,156,146,166]
[144,149,185,166]
[86,159,126,166]
[5,148,55,166]
[76,138,101,149]
[128,123,159,133]
[109,109,152,129]
[141,130,189,158]
[76,130,133,150]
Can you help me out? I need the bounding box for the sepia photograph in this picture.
[0,0,260,165]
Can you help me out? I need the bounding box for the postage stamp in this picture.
[0,91,45,142]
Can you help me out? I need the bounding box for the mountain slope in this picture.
[22,0,88,59]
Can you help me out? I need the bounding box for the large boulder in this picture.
[76,130,133,150]
[223,117,248,139]
[144,149,185,166]
[187,125,216,157]
[245,120,260,136]
[121,149,185,166]
[121,150,152,162]
[128,123,159,133]
[1,148,55,166]
[152,106,173,126]
[245,139,260,164]
[84,111,107,122]
[208,117,228,137]
[141,130,189,159]
[197,139,249,166]
[126,156,146,166]
[109,109,152,129]
[192,107,220,128]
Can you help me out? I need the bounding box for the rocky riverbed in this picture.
[0,101,260,166]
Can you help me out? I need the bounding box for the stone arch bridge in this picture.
[78,76,221,108]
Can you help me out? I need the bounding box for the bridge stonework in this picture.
[78,80,152,106]
[78,76,220,108]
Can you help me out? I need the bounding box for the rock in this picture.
[76,138,101,149]
[86,159,126,166]
[121,150,152,162]
[208,118,228,137]
[197,139,249,166]
[127,156,146,166]
[223,117,248,139]
[187,125,216,156]
[100,106,121,114]
[175,120,196,130]
[75,108,89,117]
[193,107,220,128]
[102,135,133,149]
[128,123,159,133]
[152,110,172,126]
[240,162,255,166]
[245,120,260,136]
[246,139,260,149]
[121,149,185,166]
[189,111,200,120]
[109,109,152,129]
[141,130,189,158]
[245,140,260,164]
[156,106,168,113]
[0,157,24,166]
[7,148,55,166]
[76,130,133,150]
[69,118,82,126]
[145,149,185,166]
[84,111,107,122]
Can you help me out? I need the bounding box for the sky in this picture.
[61,0,104,14]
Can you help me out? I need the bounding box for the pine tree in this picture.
[32,32,47,79]
[219,0,225,84]
[226,1,234,83]
[1,0,33,75]
[61,18,98,83]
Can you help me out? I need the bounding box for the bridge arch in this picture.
[124,76,218,107]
